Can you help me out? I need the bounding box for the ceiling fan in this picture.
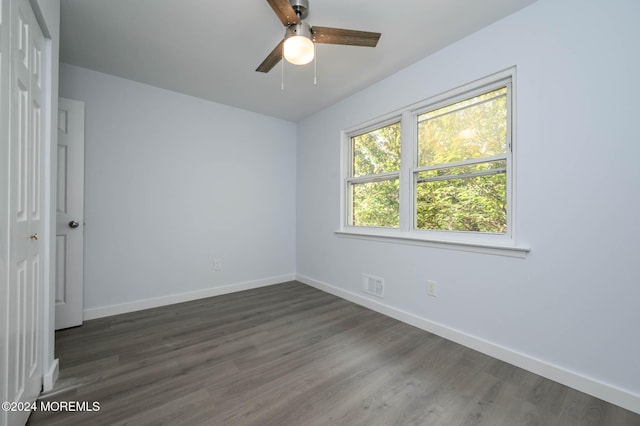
[256,0,382,73]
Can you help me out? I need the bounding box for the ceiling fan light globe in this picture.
[284,35,314,65]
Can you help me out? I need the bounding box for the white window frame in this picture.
[345,117,402,228]
[338,68,530,258]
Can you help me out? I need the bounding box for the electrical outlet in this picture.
[427,280,438,297]
[214,258,222,270]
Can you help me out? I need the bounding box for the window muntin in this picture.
[347,122,401,228]
[342,71,514,245]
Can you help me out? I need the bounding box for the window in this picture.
[341,69,522,253]
[415,86,508,233]
[347,121,401,227]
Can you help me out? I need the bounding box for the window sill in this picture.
[335,229,530,258]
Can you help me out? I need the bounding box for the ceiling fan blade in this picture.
[312,26,381,47]
[256,40,284,73]
[266,0,301,26]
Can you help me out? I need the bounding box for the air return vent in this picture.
[362,274,384,298]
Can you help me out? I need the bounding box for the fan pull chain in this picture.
[313,42,317,85]
[281,48,285,91]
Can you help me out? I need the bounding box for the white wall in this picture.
[59,64,297,312]
[297,0,640,410]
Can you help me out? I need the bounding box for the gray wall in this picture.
[60,64,297,311]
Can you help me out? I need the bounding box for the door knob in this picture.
[69,220,80,229]
[30,233,38,240]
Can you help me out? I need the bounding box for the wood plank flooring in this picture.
[27,281,640,426]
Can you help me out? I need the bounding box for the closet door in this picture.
[0,0,12,422]
[2,0,46,424]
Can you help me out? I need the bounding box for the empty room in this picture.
[1,0,639,425]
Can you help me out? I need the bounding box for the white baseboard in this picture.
[296,274,640,415]
[42,358,59,392]
[83,274,296,321]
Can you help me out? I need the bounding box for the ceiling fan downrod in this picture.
[289,0,309,20]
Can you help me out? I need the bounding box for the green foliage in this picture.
[352,179,399,227]
[352,122,401,177]
[351,122,401,227]
[417,88,508,167]
[415,173,507,233]
[349,87,509,233]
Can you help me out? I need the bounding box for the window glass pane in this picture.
[350,178,399,227]
[417,87,507,167]
[352,122,401,177]
[416,167,506,233]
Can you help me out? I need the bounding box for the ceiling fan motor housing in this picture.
[288,0,309,19]
[285,22,313,40]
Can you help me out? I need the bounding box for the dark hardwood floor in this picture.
[28,281,640,425]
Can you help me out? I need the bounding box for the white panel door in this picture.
[0,0,12,422]
[3,0,46,424]
[55,97,85,329]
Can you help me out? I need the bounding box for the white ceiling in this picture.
[60,0,537,122]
